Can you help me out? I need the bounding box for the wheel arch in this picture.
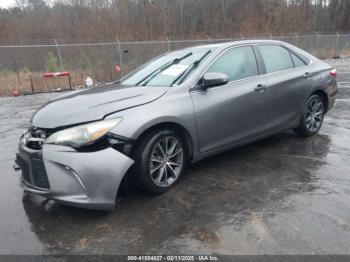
[311,89,329,112]
[132,121,194,161]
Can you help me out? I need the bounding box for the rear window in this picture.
[258,45,294,73]
[291,52,307,67]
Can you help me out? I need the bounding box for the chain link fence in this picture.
[0,34,350,96]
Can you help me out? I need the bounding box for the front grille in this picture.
[26,140,43,150]
[20,157,50,190]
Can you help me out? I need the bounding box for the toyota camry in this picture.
[17,40,338,210]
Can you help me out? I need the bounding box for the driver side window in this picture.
[206,46,259,82]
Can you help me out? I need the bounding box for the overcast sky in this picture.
[0,0,17,8]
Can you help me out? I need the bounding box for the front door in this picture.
[190,45,268,153]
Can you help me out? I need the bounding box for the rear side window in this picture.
[291,52,307,67]
[258,45,294,73]
[206,46,258,82]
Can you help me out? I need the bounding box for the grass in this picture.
[0,70,98,96]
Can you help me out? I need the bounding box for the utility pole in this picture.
[314,0,319,32]
[222,0,226,33]
[180,0,184,35]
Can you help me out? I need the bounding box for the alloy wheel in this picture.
[305,97,324,133]
[149,136,184,187]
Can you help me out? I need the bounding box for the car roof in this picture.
[188,39,289,51]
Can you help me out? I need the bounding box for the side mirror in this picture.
[200,72,229,90]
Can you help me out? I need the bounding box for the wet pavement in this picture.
[0,59,350,255]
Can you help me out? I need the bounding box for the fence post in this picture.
[335,32,340,58]
[54,39,63,69]
[295,33,299,46]
[30,74,35,94]
[165,36,171,52]
[240,34,244,40]
[116,38,123,77]
[206,35,212,44]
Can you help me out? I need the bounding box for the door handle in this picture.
[304,72,311,78]
[254,84,266,92]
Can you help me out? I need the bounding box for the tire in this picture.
[294,94,326,137]
[132,129,187,194]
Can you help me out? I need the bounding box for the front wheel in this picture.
[132,129,187,194]
[294,94,325,137]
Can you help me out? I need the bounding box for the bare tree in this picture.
[0,0,348,45]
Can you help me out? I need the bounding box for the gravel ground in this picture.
[0,59,350,255]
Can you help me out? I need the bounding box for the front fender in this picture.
[105,92,198,157]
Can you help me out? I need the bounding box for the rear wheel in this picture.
[294,94,325,137]
[132,129,186,194]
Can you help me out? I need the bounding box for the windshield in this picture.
[120,47,212,87]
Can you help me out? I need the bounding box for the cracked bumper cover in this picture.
[18,139,134,210]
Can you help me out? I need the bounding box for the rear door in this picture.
[190,45,268,153]
[256,44,311,131]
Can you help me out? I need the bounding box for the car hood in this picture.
[31,84,169,129]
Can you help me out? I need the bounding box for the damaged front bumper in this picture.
[17,136,134,210]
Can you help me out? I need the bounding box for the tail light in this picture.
[330,69,337,78]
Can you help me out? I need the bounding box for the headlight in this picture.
[45,118,122,147]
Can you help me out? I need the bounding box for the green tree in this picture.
[44,51,59,72]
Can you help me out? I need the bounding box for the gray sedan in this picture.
[17,40,338,210]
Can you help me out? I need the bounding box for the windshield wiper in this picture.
[136,52,193,86]
[170,50,211,87]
